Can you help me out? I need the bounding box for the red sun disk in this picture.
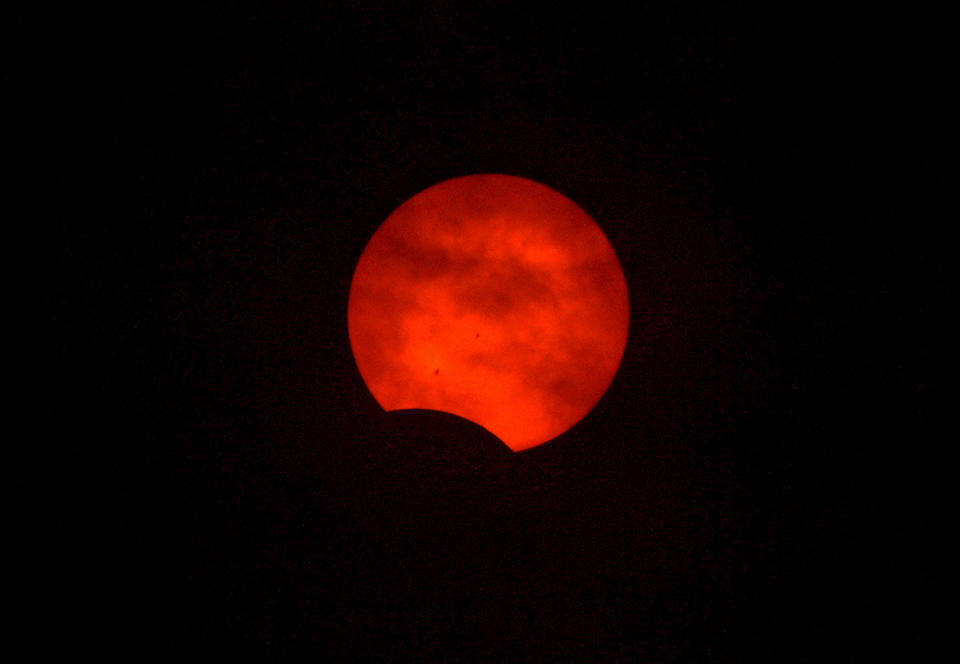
[348,174,629,452]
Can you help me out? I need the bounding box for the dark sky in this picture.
[47,2,940,660]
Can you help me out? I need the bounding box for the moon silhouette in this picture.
[348,174,629,452]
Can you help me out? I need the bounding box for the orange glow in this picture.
[348,174,629,452]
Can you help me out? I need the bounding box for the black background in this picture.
[45,2,942,660]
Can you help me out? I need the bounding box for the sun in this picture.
[348,174,629,451]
